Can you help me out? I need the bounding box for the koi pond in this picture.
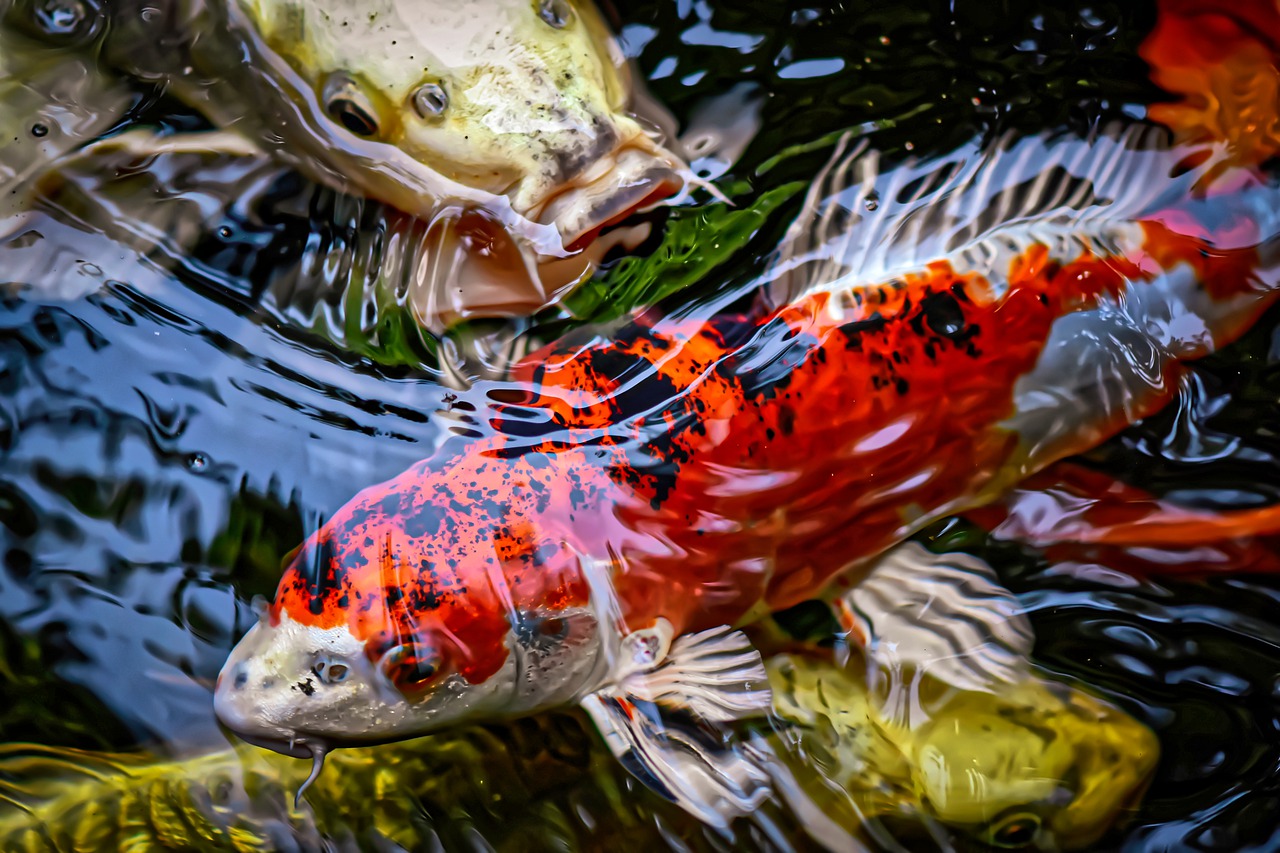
[2,0,1280,849]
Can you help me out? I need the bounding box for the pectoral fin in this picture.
[968,461,1280,578]
[617,625,772,722]
[974,462,1280,548]
[833,542,1034,703]
[580,625,773,828]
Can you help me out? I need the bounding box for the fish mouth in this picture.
[231,729,325,761]
[535,144,685,252]
[230,730,335,806]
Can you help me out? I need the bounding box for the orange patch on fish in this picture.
[1141,0,1280,168]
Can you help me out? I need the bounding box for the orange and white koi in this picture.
[215,121,1280,823]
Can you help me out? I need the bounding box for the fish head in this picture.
[907,679,1159,850]
[235,0,686,250]
[214,463,610,757]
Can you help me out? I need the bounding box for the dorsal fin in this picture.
[767,123,1230,307]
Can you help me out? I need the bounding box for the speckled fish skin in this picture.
[215,128,1280,750]
[275,225,1274,664]
[94,0,683,252]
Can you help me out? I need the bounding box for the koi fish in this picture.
[0,26,135,216]
[0,651,1155,850]
[214,123,1280,826]
[1,0,689,324]
[762,651,1158,850]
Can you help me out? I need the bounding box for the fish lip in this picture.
[230,730,323,760]
[534,147,686,251]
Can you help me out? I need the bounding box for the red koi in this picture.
[215,124,1280,823]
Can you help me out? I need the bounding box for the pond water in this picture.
[2,0,1280,850]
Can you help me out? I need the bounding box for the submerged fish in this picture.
[0,27,135,215]
[762,652,1158,850]
[0,651,1154,850]
[212,122,1280,829]
[1,0,689,323]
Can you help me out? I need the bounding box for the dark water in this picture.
[1,0,1279,849]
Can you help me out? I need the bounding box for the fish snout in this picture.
[537,146,685,251]
[214,628,283,738]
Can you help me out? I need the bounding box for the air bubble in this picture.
[538,0,572,28]
[186,452,209,472]
[412,83,448,119]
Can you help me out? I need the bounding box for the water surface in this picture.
[2,0,1279,849]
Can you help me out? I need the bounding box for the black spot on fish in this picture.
[840,313,889,351]
[919,290,967,339]
[293,677,316,697]
[379,494,404,518]
[777,405,796,437]
[403,504,448,538]
[340,507,374,536]
[532,542,560,567]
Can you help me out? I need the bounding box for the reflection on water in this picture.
[1,0,1279,850]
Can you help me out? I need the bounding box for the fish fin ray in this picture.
[579,624,773,826]
[580,692,772,829]
[835,542,1033,698]
[619,625,772,723]
[769,122,1226,306]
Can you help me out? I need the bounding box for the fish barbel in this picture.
[214,121,1280,828]
[1,0,690,320]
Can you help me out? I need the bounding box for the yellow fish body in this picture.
[4,0,690,325]
[765,653,1159,850]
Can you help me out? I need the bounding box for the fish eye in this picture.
[412,82,448,119]
[536,0,572,28]
[379,642,443,694]
[539,616,568,638]
[514,611,573,647]
[987,812,1042,849]
[312,656,350,685]
[321,73,380,138]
